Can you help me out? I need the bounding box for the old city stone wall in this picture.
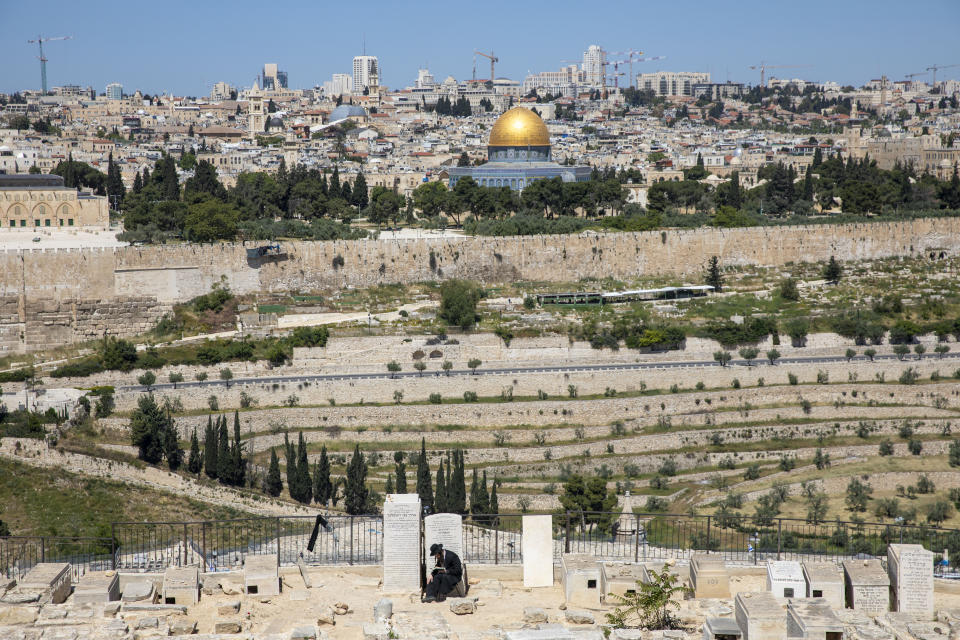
[1,217,958,354]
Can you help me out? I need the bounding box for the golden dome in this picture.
[488,107,551,147]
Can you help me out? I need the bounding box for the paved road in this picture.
[121,351,960,393]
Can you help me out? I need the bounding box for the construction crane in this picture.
[474,50,499,83]
[27,35,72,94]
[748,62,810,87]
[926,63,960,86]
[609,49,643,88]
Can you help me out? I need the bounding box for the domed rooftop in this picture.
[489,107,550,147]
[329,104,368,122]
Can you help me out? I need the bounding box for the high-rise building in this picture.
[637,71,710,97]
[262,63,288,91]
[415,69,436,89]
[582,45,606,88]
[323,74,353,96]
[210,81,234,101]
[353,55,379,93]
[105,82,123,100]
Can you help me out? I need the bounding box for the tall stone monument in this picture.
[382,494,422,593]
[522,515,553,588]
[887,543,934,616]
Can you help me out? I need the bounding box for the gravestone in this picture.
[162,566,199,605]
[786,598,844,640]
[72,571,120,604]
[601,562,648,603]
[690,554,730,599]
[423,513,463,559]
[522,515,553,588]
[18,563,72,604]
[766,561,806,599]
[382,493,422,593]
[843,559,889,615]
[734,591,786,640]
[244,554,280,596]
[887,543,933,616]
[560,554,602,609]
[801,562,844,601]
[702,617,743,640]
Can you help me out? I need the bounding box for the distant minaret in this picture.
[248,82,265,140]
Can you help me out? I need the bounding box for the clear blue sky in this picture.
[3,0,959,96]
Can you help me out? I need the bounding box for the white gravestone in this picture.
[887,543,933,616]
[523,515,553,588]
[423,513,463,559]
[842,559,889,615]
[382,494,422,593]
[766,561,806,599]
[801,561,843,601]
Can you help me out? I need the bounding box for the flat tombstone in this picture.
[72,571,120,604]
[382,493,422,593]
[887,543,933,616]
[690,554,730,599]
[601,562,647,603]
[702,617,743,640]
[842,559,889,615]
[786,598,844,640]
[423,513,463,559]
[162,566,199,606]
[734,591,786,640]
[560,554,601,609]
[766,561,806,599]
[801,562,844,601]
[244,554,280,597]
[522,515,553,588]
[19,563,71,604]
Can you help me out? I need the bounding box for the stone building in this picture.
[0,174,108,230]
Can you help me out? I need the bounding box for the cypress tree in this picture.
[162,410,183,471]
[216,416,230,483]
[479,470,490,515]
[265,449,282,497]
[435,462,447,514]
[132,170,143,194]
[329,166,341,199]
[385,473,394,495]
[160,154,179,201]
[393,451,407,494]
[203,415,217,479]
[416,438,433,512]
[469,468,480,516]
[489,476,499,526]
[284,433,296,497]
[344,444,369,515]
[314,445,332,505]
[451,450,466,515]
[230,411,245,487]
[295,432,312,504]
[142,166,150,184]
[187,428,201,474]
[352,171,368,209]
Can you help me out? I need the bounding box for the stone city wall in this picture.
[0,217,958,353]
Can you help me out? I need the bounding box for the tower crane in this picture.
[27,35,73,94]
[474,50,499,83]
[926,63,960,86]
[748,62,810,87]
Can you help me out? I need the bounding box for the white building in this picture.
[105,82,123,100]
[210,82,234,101]
[582,45,606,88]
[523,65,582,96]
[637,71,710,97]
[415,69,436,89]
[353,55,379,93]
[323,74,353,96]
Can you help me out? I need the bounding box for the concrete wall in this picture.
[2,217,959,354]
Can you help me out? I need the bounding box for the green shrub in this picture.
[51,359,103,378]
[428,393,442,404]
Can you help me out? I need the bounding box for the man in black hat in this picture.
[424,543,462,602]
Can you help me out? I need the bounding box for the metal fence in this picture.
[7,512,960,578]
[0,536,114,581]
[562,512,960,566]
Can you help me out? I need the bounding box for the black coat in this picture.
[428,549,463,596]
[436,549,462,580]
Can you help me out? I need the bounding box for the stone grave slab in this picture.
[887,543,933,616]
[561,554,602,609]
[382,494,421,593]
[244,554,280,596]
[18,563,72,604]
[843,559,889,615]
[766,560,806,599]
[423,513,463,558]
[734,591,786,640]
[522,515,553,588]
[702,617,743,640]
[162,566,199,605]
[120,580,154,602]
[690,554,730,599]
[600,562,647,603]
[72,571,119,604]
[786,598,844,640]
[801,562,844,601]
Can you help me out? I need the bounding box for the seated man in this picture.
[424,543,462,603]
